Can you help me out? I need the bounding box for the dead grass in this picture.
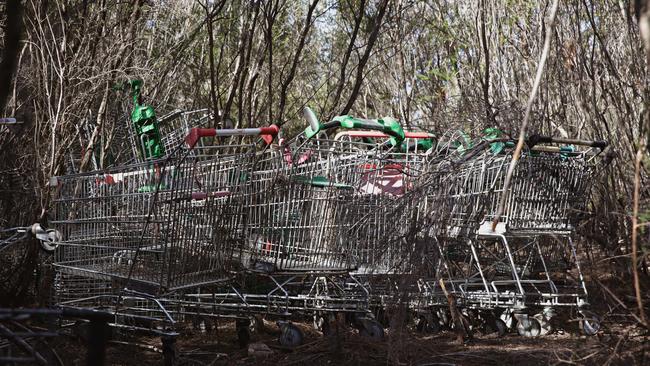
[47,318,649,366]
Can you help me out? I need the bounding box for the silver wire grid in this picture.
[51,142,257,295]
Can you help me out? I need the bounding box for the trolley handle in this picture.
[527,135,608,151]
[184,125,279,148]
[303,107,405,146]
[333,130,434,140]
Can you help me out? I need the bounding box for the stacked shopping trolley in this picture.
[382,133,608,336]
[49,111,279,343]
[42,105,608,356]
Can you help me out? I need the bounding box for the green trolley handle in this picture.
[302,107,405,146]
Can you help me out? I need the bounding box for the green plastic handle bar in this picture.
[302,106,405,146]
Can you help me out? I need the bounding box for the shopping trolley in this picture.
[0,308,113,366]
[0,226,114,364]
[415,134,608,336]
[320,130,435,326]
[186,108,418,345]
[336,130,434,272]
[48,124,278,339]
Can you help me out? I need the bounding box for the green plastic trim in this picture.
[331,115,405,146]
[450,131,473,154]
[379,116,405,146]
[294,176,352,189]
[482,127,506,154]
[303,106,324,139]
[559,145,575,159]
[138,184,167,193]
[304,124,319,139]
[302,107,405,146]
[129,79,164,160]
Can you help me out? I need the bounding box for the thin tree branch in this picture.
[491,0,560,231]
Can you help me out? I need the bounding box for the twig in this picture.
[281,353,323,366]
[630,141,647,326]
[595,279,645,325]
[603,334,625,366]
[491,0,560,231]
[108,340,162,353]
[553,348,602,365]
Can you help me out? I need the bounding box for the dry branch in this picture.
[491,0,560,231]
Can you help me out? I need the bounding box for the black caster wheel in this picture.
[375,309,390,328]
[493,318,507,337]
[479,312,507,337]
[40,229,61,252]
[579,311,601,336]
[277,321,304,348]
[415,314,427,333]
[534,313,553,336]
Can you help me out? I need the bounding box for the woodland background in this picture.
[0,0,649,347]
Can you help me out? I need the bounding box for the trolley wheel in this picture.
[477,312,505,336]
[579,313,601,336]
[499,310,515,329]
[534,313,553,336]
[492,318,508,337]
[39,229,61,252]
[415,314,440,334]
[236,319,251,348]
[516,316,541,337]
[359,319,385,341]
[278,322,304,348]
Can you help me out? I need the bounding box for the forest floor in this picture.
[50,315,649,366]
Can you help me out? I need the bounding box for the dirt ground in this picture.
[47,316,649,366]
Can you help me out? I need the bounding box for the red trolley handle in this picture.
[185,125,280,149]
